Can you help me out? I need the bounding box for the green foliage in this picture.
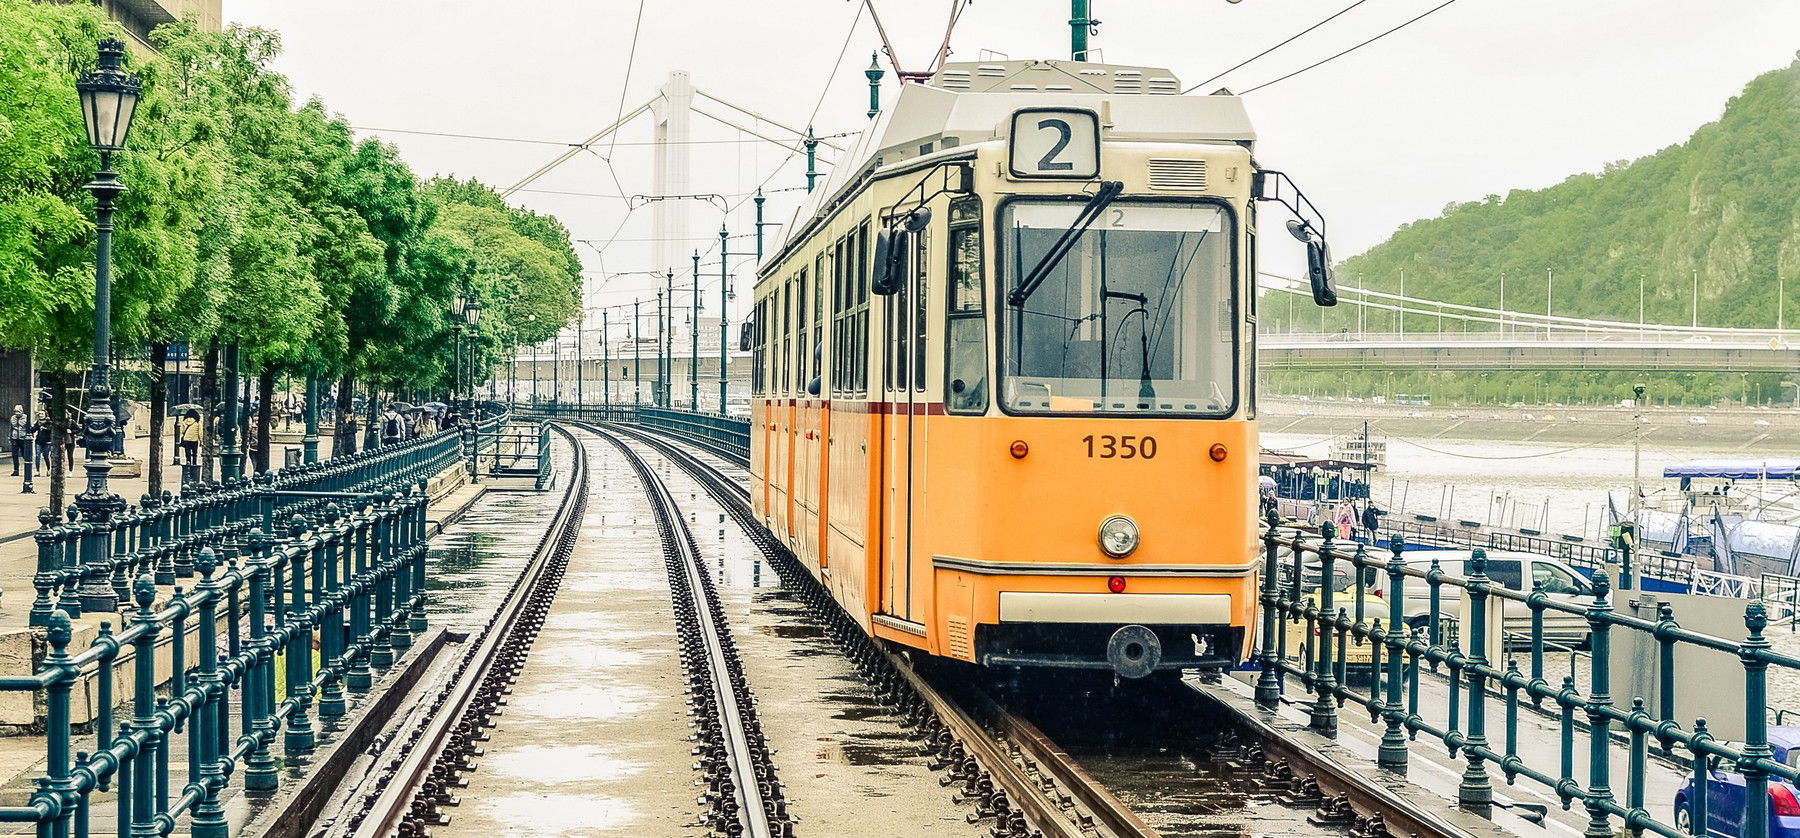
[0,2,583,397]
[1269,59,1800,405]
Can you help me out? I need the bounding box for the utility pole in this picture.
[754,190,767,261]
[576,304,584,407]
[1639,273,1645,335]
[804,127,819,193]
[633,299,642,406]
[1692,268,1699,327]
[1071,0,1094,61]
[603,308,611,415]
[1499,271,1506,338]
[1781,272,1787,331]
[655,289,665,407]
[553,331,561,404]
[866,53,884,119]
[1632,384,1646,509]
[1546,267,1553,339]
[691,249,701,410]
[719,225,730,413]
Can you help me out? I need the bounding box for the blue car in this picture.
[1676,728,1800,837]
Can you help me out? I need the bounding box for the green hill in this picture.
[1269,57,1800,405]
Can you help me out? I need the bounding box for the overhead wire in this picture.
[1183,0,1376,93]
[1237,0,1467,95]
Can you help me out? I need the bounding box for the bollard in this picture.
[1379,535,1409,770]
[1311,523,1339,735]
[1255,510,1283,709]
[1582,572,1616,838]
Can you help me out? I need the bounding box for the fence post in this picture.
[1460,549,1494,813]
[32,509,59,627]
[317,505,347,719]
[347,502,373,692]
[59,506,83,619]
[1312,523,1339,734]
[43,613,76,838]
[389,492,413,652]
[128,577,160,838]
[283,516,315,758]
[1741,603,1773,838]
[155,491,176,585]
[1582,572,1616,838]
[370,496,394,672]
[190,549,228,838]
[1255,509,1282,709]
[1380,534,1409,770]
[411,482,429,634]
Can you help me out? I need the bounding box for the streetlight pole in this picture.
[655,289,665,407]
[691,249,701,410]
[719,226,730,414]
[664,269,674,407]
[73,38,141,613]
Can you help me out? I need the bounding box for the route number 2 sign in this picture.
[1008,109,1099,179]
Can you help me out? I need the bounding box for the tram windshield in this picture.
[1000,200,1234,416]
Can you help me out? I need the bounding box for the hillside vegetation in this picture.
[1268,57,1800,405]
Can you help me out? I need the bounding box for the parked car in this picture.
[1398,551,1599,648]
[1675,728,1800,838]
[1690,416,1709,425]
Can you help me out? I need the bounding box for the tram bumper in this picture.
[976,592,1243,676]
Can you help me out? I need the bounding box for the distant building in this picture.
[47,0,222,48]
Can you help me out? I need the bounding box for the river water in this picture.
[1262,430,1755,540]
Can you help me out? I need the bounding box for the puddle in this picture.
[483,744,645,785]
[508,683,656,721]
[473,792,639,833]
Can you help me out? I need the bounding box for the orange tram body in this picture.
[746,59,1336,678]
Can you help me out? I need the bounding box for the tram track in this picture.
[342,425,589,838]
[588,424,793,838]
[598,420,1481,838]
[586,421,1158,838]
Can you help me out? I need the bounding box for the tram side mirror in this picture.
[738,322,754,352]
[1287,220,1337,307]
[871,228,907,296]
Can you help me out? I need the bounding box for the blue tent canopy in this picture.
[1662,458,1800,480]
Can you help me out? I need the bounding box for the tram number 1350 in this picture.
[1082,435,1158,460]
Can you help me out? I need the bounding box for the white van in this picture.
[1398,551,1599,648]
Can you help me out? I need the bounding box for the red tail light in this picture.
[1107,576,1126,593]
[1771,785,1800,817]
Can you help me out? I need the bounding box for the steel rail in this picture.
[599,421,1157,838]
[350,424,588,838]
[588,424,777,838]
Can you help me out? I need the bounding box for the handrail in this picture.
[0,403,498,836]
[1260,516,1799,838]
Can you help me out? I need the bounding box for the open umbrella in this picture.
[172,403,202,414]
[389,402,415,412]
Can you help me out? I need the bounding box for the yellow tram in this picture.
[747,58,1337,678]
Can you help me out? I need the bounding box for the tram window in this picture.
[914,231,928,392]
[781,282,791,395]
[751,300,762,395]
[999,201,1234,416]
[1246,229,1257,420]
[946,197,987,414]
[831,237,847,394]
[814,253,825,396]
[797,270,808,388]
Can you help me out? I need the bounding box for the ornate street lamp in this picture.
[450,292,467,410]
[464,302,483,414]
[73,38,141,613]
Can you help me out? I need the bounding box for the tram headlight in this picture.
[1098,515,1139,558]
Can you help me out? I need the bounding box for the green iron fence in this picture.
[4,412,480,837]
[1262,515,1800,838]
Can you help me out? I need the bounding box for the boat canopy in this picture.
[1662,458,1800,480]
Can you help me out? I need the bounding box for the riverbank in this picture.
[1261,396,1799,454]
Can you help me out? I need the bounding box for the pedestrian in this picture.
[61,415,77,468]
[1361,502,1381,543]
[381,405,403,447]
[8,406,28,476]
[33,416,52,471]
[180,411,201,465]
[1333,501,1354,541]
[1258,474,1278,519]
[339,412,359,455]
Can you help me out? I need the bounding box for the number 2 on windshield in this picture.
[1083,435,1157,459]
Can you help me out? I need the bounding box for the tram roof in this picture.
[766,60,1255,273]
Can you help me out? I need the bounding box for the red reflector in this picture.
[1209,443,1228,462]
[1107,576,1126,593]
[1010,440,1029,459]
[1772,785,1800,817]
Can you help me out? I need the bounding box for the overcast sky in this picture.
[225,0,1800,333]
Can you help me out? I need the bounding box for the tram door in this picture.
[879,234,926,622]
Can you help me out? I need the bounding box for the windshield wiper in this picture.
[1006,181,1124,308]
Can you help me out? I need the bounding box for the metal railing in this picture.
[30,415,489,631]
[2,429,457,837]
[517,404,751,462]
[1261,515,1800,838]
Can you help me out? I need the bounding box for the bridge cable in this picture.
[1183,0,1375,94]
[1237,0,1466,95]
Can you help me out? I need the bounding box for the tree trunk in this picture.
[200,341,218,484]
[336,370,355,455]
[147,341,166,497]
[255,366,274,472]
[46,369,65,515]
